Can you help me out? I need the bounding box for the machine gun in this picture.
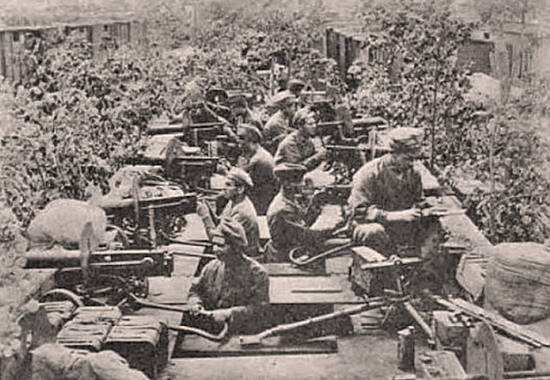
[316,117,387,140]
[306,183,352,206]
[24,222,213,307]
[289,198,465,273]
[91,167,199,249]
[147,121,225,138]
[316,116,389,182]
[24,222,173,306]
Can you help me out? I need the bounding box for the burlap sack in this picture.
[485,242,550,324]
[26,199,107,249]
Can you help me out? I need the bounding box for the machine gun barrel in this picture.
[325,144,386,152]
[24,248,82,267]
[148,122,224,135]
[24,248,168,268]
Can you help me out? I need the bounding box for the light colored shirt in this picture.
[274,130,324,171]
[263,110,292,154]
[221,197,261,257]
[348,154,423,220]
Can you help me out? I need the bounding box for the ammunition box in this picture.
[105,315,169,379]
[56,306,122,351]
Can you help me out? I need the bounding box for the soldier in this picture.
[236,124,279,215]
[274,108,327,172]
[228,94,255,125]
[347,127,432,256]
[265,163,337,263]
[263,91,298,154]
[187,217,269,333]
[197,168,261,257]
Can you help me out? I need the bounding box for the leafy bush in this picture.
[192,1,343,91]
[3,32,158,225]
[350,0,550,244]
[1,2,341,228]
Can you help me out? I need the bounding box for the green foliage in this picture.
[191,2,343,91]
[351,0,550,244]
[2,32,164,225]
[351,0,473,126]
[0,205,33,344]
[1,3,341,229]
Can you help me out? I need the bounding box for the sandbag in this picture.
[31,343,149,380]
[26,199,107,249]
[485,242,550,325]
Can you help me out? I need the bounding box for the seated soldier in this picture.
[187,217,269,334]
[263,91,298,154]
[197,167,261,257]
[274,108,327,172]
[228,94,255,125]
[236,124,279,215]
[173,82,239,152]
[265,163,337,263]
[348,127,439,257]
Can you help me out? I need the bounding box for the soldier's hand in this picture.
[209,309,233,323]
[353,224,372,244]
[196,200,211,219]
[387,208,421,223]
[217,158,231,175]
[190,304,205,315]
[317,147,328,160]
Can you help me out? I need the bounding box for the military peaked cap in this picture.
[273,163,307,183]
[227,167,254,188]
[212,217,248,248]
[388,127,424,153]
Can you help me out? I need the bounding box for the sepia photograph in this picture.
[0,0,550,379]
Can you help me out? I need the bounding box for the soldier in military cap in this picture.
[274,107,327,172]
[188,216,269,333]
[197,167,261,257]
[263,90,298,155]
[228,94,255,126]
[265,163,338,263]
[236,124,279,215]
[347,127,430,255]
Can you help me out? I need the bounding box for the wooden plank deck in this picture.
[269,276,363,305]
[427,195,494,300]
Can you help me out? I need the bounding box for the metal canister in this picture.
[397,326,415,372]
